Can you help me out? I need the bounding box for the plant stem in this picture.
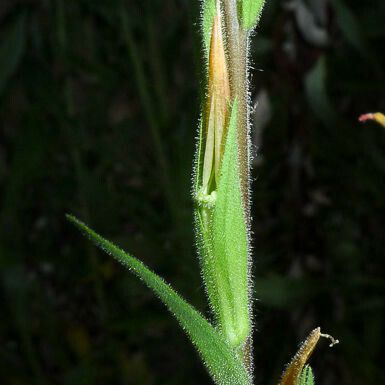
[222,0,253,371]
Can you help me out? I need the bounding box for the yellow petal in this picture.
[373,113,385,127]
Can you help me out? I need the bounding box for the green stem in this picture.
[222,0,250,211]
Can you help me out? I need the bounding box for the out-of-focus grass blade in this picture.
[304,56,337,126]
[67,215,251,385]
[0,13,26,93]
[330,0,368,57]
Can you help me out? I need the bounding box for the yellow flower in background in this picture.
[359,112,385,128]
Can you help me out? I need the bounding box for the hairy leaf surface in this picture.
[67,215,251,385]
[211,100,251,347]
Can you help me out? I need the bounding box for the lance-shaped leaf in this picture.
[238,0,265,30]
[67,215,252,385]
[211,99,251,348]
[299,365,315,385]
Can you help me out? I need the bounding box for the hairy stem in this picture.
[222,0,250,211]
[222,0,252,371]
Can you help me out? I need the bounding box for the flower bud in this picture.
[280,328,339,385]
[202,8,230,194]
[280,328,321,385]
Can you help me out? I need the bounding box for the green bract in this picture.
[238,0,265,30]
[213,100,250,346]
[299,365,315,385]
[196,100,250,347]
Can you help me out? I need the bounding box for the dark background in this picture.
[1,0,384,384]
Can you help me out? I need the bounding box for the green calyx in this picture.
[195,100,251,348]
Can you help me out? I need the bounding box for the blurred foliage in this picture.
[0,1,384,385]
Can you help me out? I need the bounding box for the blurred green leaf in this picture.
[304,56,337,126]
[254,276,321,308]
[330,0,368,57]
[0,13,26,93]
[67,215,251,385]
[2,266,46,384]
[63,364,96,385]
